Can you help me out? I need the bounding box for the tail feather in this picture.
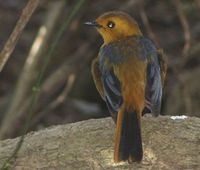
[114,109,143,163]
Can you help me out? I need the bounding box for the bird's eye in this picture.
[107,21,115,28]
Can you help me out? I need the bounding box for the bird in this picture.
[85,11,166,163]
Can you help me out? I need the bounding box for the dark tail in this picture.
[114,109,143,163]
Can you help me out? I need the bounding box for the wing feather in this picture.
[139,38,163,116]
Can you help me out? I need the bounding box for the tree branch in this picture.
[0,0,40,72]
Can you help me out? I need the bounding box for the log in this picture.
[0,116,199,169]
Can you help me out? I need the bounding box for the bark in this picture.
[0,116,199,170]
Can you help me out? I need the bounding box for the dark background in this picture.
[0,0,199,139]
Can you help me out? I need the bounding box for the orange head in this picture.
[85,11,142,44]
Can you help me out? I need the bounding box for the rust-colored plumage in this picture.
[86,11,166,163]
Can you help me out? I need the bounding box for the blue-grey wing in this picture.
[139,37,162,116]
[99,45,123,118]
[102,69,123,115]
[145,62,162,116]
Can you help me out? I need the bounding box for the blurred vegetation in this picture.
[0,0,199,140]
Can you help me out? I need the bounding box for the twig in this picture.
[174,0,191,59]
[31,73,76,127]
[195,0,200,11]
[173,67,192,113]
[0,0,40,72]
[188,41,200,57]
[120,0,139,10]
[138,0,159,47]
[172,0,192,113]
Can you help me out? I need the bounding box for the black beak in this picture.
[84,21,101,28]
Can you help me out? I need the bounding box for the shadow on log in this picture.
[0,116,199,169]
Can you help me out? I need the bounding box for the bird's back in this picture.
[99,36,151,113]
